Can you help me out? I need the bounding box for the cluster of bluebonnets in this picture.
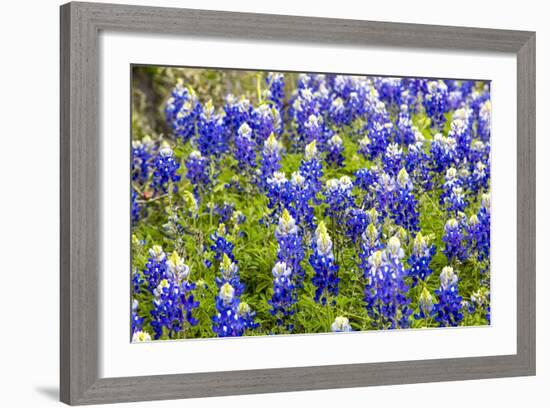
[131,68,491,341]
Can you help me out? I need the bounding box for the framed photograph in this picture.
[60,2,536,405]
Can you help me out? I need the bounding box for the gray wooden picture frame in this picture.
[60,1,536,405]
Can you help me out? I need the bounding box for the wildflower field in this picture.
[131,66,491,342]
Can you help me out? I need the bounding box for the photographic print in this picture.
[130,66,491,342]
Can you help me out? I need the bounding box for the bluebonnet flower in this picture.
[228,209,246,237]
[210,223,235,262]
[212,283,247,337]
[290,87,316,130]
[131,136,154,184]
[132,298,143,335]
[211,248,258,337]
[478,99,491,142]
[376,77,403,108]
[167,250,191,282]
[405,129,433,190]
[449,165,467,193]
[266,171,291,218]
[363,237,412,329]
[468,286,491,323]
[265,73,285,111]
[440,166,459,204]
[448,109,474,159]
[475,194,491,261]
[359,221,382,267]
[253,104,281,141]
[396,104,416,145]
[314,81,332,113]
[259,133,283,190]
[414,286,434,320]
[165,82,201,142]
[214,202,235,224]
[357,134,372,159]
[223,95,252,136]
[442,218,467,262]
[328,97,350,126]
[288,171,315,229]
[324,176,354,222]
[423,80,449,130]
[469,140,490,166]
[354,167,379,207]
[469,161,490,194]
[150,251,199,339]
[348,90,364,120]
[460,80,475,95]
[430,133,458,173]
[372,171,396,215]
[382,143,403,176]
[443,79,458,92]
[310,222,340,305]
[212,260,258,337]
[185,150,210,197]
[131,189,141,223]
[234,122,256,171]
[331,316,352,332]
[370,98,391,121]
[212,282,238,335]
[132,267,144,294]
[289,85,333,149]
[299,141,323,202]
[480,192,491,214]
[401,78,424,111]
[132,330,152,342]
[364,118,393,159]
[341,77,370,117]
[216,253,244,297]
[399,89,417,112]
[143,245,169,290]
[354,167,377,191]
[447,88,464,110]
[441,167,468,215]
[467,206,490,263]
[151,144,181,194]
[389,168,420,233]
[361,92,384,123]
[366,207,380,225]
[331,75,356,98]
[296,73,315,90]
[197,100,227,157]
[276,209,305,286]
[457,163,470,184]
[399,78,420,107]
[470,87,490,121]
[237,302,259,331]
[269,261,297,328]
[345,207,369,243]
[303,113,324,146]
[408,233,436,287]
[358,221,382,286]
[332,75,355,99]
[432,266,463,327]
[326,134,345,167]
[466,214,486,260]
